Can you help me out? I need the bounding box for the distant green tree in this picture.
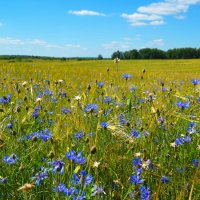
[97,54,103,60]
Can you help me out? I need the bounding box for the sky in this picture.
[0,0,200,58]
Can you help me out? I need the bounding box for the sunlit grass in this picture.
[0,59,199,199]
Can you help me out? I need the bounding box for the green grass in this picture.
[0,59,199,200]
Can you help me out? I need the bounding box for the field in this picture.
[0,59,199,200]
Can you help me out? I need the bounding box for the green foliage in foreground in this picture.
[0,59,199,199]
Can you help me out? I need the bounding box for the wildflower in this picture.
[84,104,98,113]
[58,79,64,84]
[114,57,120,63]
[91,185,105,196]
[62,107,71,114]
[93,161,100,168]
[74,152,86,164]
[161,176,171,184]
[140,186,151,200]
[96,82,105,87]
[132,157,142,167]
[176,101,190,109]
[66,150,76,161]
[74,95,81,100]
[18,183,34,192]
[36,97,42,103]
[118,114,127,126]
[122,74,132,80]
[48,160,65,175]
[0,94,11,104]
[71,171,92,186]
[2,154,18,164]
[66,150,86,164]
[130,174,144,185]
[31,167,49,186]
[0,177,7,184]
[74,130,83,139]
[103,96,112,103]
[131,129,141,138]
[100,122,109,129]
[192,159,199,168]
[191,79,200,85]
[6,123,13,129]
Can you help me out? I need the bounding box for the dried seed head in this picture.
[90,146,97,154]
[18,183,35,192]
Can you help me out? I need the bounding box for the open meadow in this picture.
[0,59,200,199]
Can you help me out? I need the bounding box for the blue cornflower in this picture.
[103,96,112,103]
[176,101,190,109]
[96,82,105,87]
[140,186,151,200]
[91,185,105,196]
[74,130,83,139]
[38,129,52,141]
[84,104,98,113]
[191,79,200,85]
[0,94,11,104]
[175,137,185,146]
[131,129,141,138]
[44,88,53,96]
[2,154,18,164]
[198,97,200,102]
[74,152,86,164]
[66,150,86,164]
[161,176,171,184]
[53,184,75,196]
[0,177,7,184]
[118,114,127,126]
[62,107,71,114]
[132,157,142,167]
[6,123,12,129]
[122,74,132,80]
[130,174,144,185]
[100,122,109,129]
[71,171,93,186]
[48,160,65,175]
[192,159,199,168]
[31,167,49,186]
[32,111,39,119]
[184,135,191,143]
[66,150,76,161]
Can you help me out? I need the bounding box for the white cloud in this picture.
[121,13,165,26]
[68,10,106,16]
[121,0,200,26]
[102,41,132,50]
[65,44,81,48]
[0,37,25,45]
[29,39,48,46]
[147,39,165,47]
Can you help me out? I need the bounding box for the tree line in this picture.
[111,48,200,59]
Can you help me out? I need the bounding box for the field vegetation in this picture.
[0,59,199,199]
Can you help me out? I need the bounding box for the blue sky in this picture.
[0,0,200,57]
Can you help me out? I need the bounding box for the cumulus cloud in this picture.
[68,10,106,16]
[121,0,200,26]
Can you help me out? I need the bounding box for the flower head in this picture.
[2,154,18,164]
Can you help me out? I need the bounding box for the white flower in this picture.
[36,97,42,102]
[74,95,81,100]
[170,142,176,148]
[58,79,63,83]
[93,161,101,168]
